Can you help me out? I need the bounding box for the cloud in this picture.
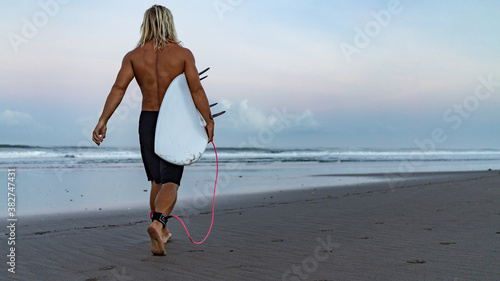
[217,99,319,132]
[0,110,34,126]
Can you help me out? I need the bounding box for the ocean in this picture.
[2,144,500,169]
[1,144,499,216]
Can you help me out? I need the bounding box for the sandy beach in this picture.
[3,1,500,280]
[2,169,498,280]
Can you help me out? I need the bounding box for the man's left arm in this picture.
[92,53,134,145]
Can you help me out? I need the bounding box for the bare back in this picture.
[127,41,186,111]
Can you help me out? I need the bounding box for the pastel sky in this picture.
[1,0,499,149]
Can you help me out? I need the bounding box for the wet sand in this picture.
[4,170,500,280]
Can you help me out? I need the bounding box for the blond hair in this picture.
[137,5,181,50]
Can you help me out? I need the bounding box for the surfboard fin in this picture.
[199,67,210,76]
[199,68,225,118]
[212,111,226,118]
[199,67,210,81]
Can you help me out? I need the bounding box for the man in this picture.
[92,5,214,256]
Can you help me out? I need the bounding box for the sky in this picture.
[1,0,499,149]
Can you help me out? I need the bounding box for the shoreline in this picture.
[5,170,500,280]
[6,161,499,217]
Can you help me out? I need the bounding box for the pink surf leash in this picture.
[170,141,218,244]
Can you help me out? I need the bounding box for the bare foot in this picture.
[162,227,173,244]
[147,221,166,256]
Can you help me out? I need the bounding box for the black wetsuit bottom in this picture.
[139,111,184,185]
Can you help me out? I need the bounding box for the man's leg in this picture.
[149,180,162,211]
[148,182,179,256]
[149,181,172,244]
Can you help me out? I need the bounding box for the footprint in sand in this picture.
[98,265,116,271]
[188,249,204,253]
[439,242,457,245]
[407,259,426,264]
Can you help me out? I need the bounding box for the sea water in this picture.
[1,145,499,216]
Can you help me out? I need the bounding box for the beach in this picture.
[4,169,499,281]
[3,1,500,280]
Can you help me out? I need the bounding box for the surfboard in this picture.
[154,73,208,166]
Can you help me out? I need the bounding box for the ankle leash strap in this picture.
[151,212,172,229]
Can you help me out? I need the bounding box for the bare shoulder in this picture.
[172,44,193,56]
[125,46,142,59]
[122,46,148,67]
[176,45,195,59]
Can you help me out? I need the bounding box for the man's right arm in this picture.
[92,52,135,145]
[183,48,214,143]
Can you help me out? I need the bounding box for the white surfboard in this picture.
[154,73,208,165]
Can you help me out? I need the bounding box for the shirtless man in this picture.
[92,5,214,256]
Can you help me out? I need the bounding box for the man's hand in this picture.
[205,121,214,143]
[92,121,107,146]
